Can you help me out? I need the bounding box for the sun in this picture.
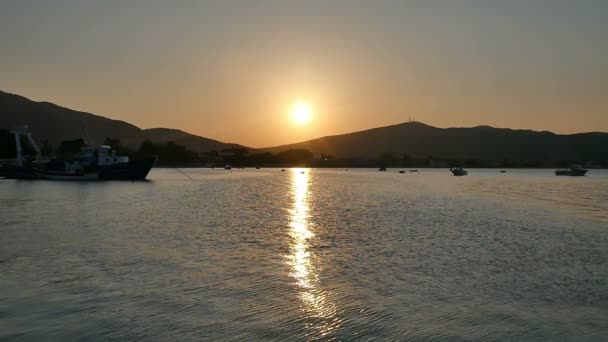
[290,102,313,125]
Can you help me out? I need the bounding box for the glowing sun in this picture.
[290,102,313,125]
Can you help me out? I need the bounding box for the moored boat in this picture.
[1,129,156,181]
[555,165,588,176]
[34,142,157,181]
[450,167,468,176]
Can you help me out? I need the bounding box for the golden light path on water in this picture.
[287,168,340,339]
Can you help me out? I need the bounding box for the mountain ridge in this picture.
[0,90,243,152]
[2,90,606,165]
[261,121,607,165]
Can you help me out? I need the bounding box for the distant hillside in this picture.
[263,122,608,165]
[136,128,241,153]
[0,90,242,152]
[3,90,606,166]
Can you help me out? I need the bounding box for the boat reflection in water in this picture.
[286,168,341,339]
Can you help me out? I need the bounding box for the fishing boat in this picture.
[1,129,156,180]
[555,165,588,176]
[398,170,405,174]
[450,167,468,176]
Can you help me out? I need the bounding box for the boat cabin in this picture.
[95,145,129,166]
[60,144,129,173]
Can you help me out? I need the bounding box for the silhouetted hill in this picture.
[263,121,608,165]
[0,90,141,144]
[139,128,241,152]
[3,90,606,166]
[0,90,242,152]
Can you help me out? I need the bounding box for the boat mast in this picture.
[14,129,23,167]
[12,126,41,167]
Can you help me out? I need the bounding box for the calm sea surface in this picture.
[1,168,607,341]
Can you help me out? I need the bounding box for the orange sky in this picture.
[1,1,607,147]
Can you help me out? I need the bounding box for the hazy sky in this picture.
[1,0,607,147]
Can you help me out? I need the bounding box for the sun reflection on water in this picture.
[287,168,340,338]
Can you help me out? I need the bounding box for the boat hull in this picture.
[450,168,468,176]
[0,164,37,179]
[99,157,157,180]
[1,157,157,181]
[36,171,99,180]
[555,169,587,176]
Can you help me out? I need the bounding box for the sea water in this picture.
[1,168,607,341]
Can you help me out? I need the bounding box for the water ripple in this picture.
[0,168,607,341]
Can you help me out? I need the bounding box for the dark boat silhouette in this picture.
[1,129,156,180]
[555,165,588,176]
[450,167,468,176]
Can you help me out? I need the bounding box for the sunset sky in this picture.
[1,0,606,147]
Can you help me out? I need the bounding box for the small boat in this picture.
[500,170,507,173]
[555,165,588,176]
[409,170,418,172]
[450,167,468,176]
[224,164,232,170]
[281,169,286,172]
[398,170,405,174]
[255,165,261,169]
[378,167,387,171]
